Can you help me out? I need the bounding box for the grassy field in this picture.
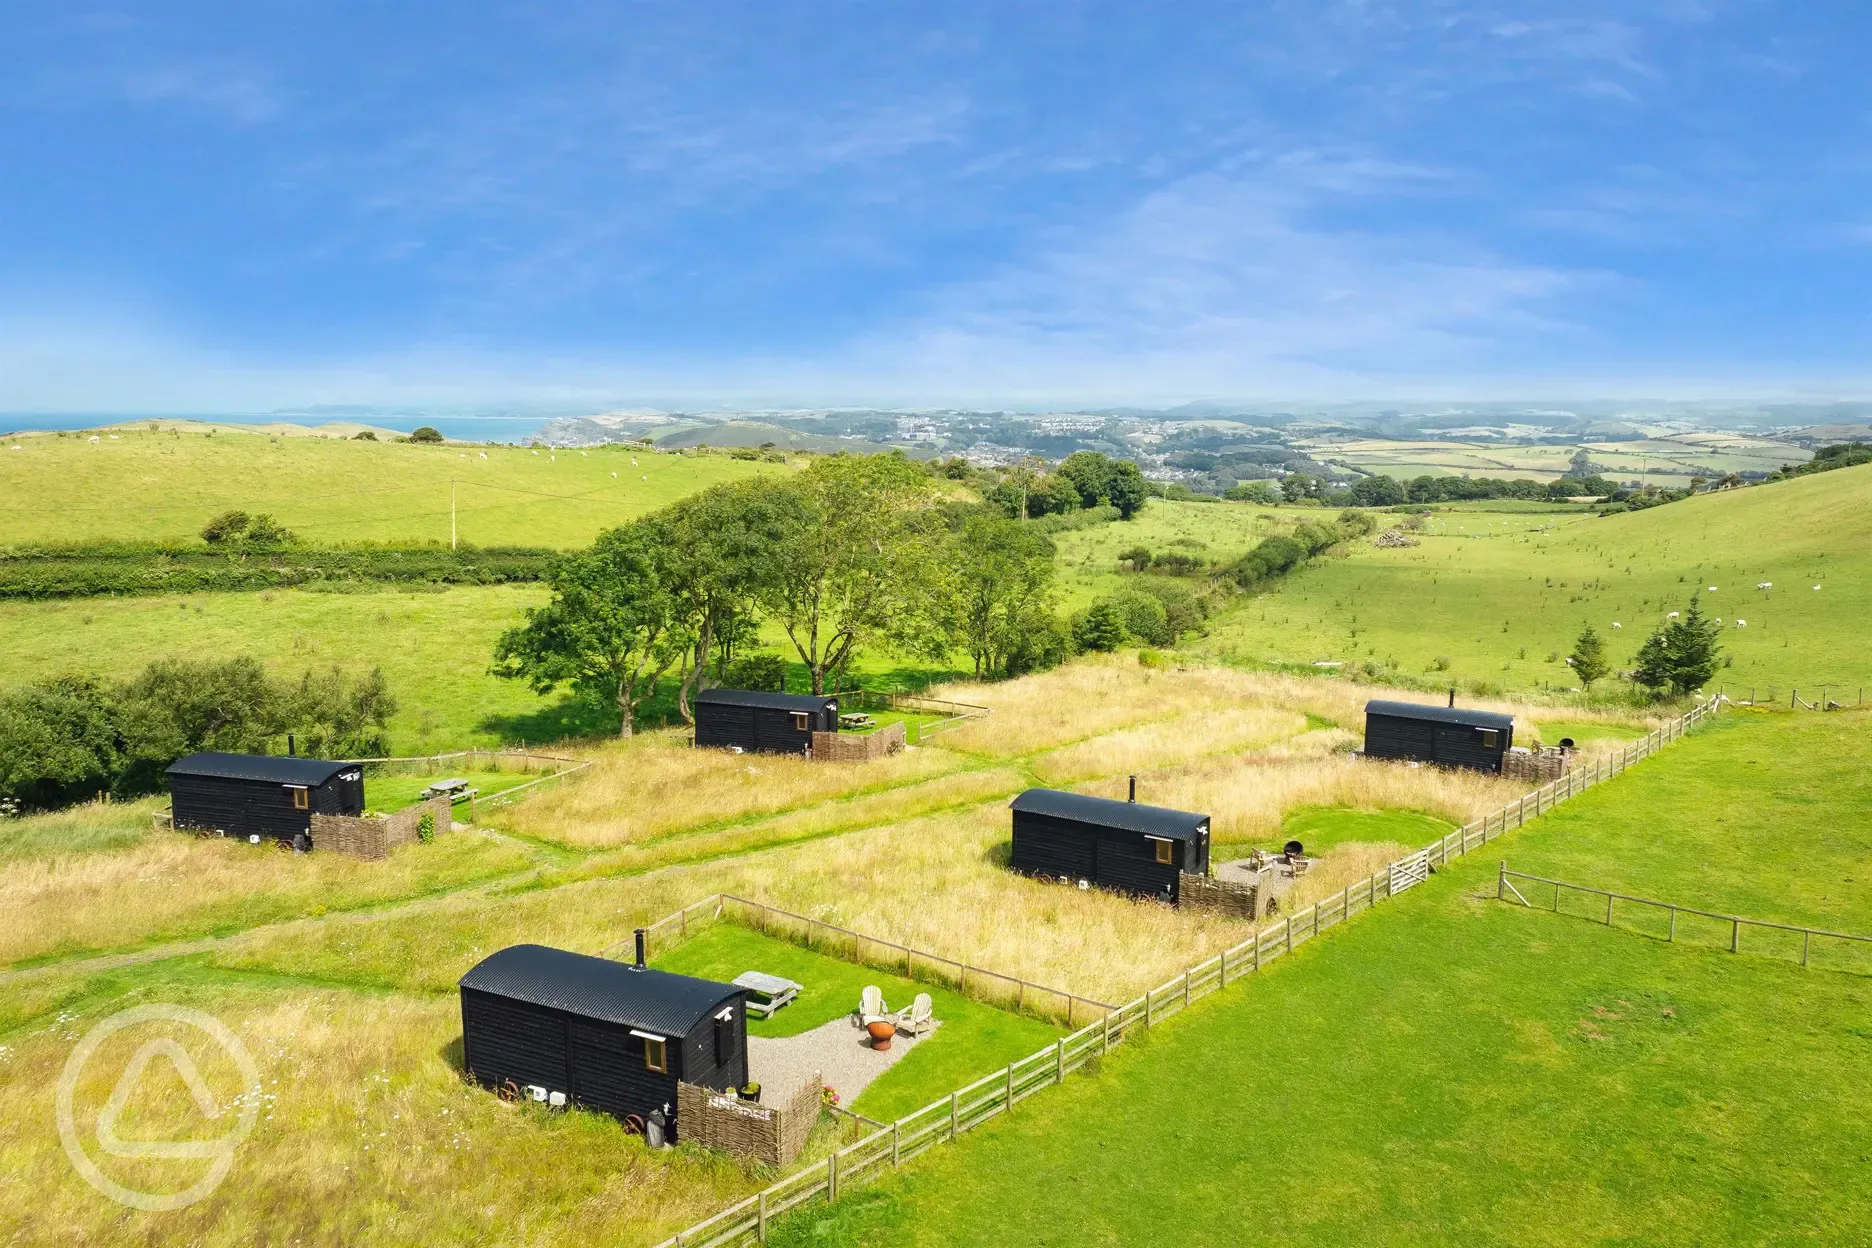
[764,709,1872,1246]
[0,421,779,547]
[0,658,1668,1245]
[654,924,1061,1121]
[1302,431,1805,486]
[1199,462,1872,695]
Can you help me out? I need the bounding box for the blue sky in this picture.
[2,1,1870,410]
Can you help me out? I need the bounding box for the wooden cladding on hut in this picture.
[458,944,747,1140]
[693,688,839,756]
[166,751,364,846]
[1009,788,1210,904]
[1362,699,1515,774]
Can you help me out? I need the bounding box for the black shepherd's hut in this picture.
[1363,699,1514,773]
[166,752,364,846]
[458,941,747,1138]
[1009,788,1210,903]
[693,688,839,755]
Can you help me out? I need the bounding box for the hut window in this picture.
[1478,729,1501,749]
[1150,837,1175,865]
[791,712,811,731]
[642,1036,667,1073]
[289,787,309,810]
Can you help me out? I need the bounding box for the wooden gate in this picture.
[1389,850,1430,895]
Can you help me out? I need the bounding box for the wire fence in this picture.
[341,748,592,814]
[1496,864,1872,975]
[649,697,1722,1247]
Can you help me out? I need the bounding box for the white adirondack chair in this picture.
[896,992,934,1037]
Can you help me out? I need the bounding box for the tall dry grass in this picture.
[0,830,532,968]
[931,654,1654,760]
[505,727,964,849]
[1030,706,1307,784]
[0,989,762,1247]
[1078,742,1521,848]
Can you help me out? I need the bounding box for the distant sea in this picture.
[0,412,554,443]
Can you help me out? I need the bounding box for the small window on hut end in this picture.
[792,711,811,731]
[1151,837,1175,866]
[290,787,309,810]
[644,1036,668,1073]
[1478,729,1501,749]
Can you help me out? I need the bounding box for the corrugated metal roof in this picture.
[164,751,356,786]
[695,688,838,713]
[458,944,743,1037]
[1364,700,1515,731]
[1010,789,1209,840]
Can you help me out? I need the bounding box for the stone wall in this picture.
[677,1076,822,1164]
[811,721,907,763]
[311,795,453,860]
[1178,871,1268,920]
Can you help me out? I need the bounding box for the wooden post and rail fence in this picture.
[648,696,1722,1248]
[340,748,592,819]
[1496,864,1872,972]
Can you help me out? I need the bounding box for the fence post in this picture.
[1497,861,1505,901]
[827,1150,838,1202]
[892,1121,901,1166]
[1006,1063,1015,1109]
[1067,995,1074,1028]
[950,1090,959,1139]
[1146,988,1155,1027]
[1802,930,1810,967]
[1056,1038,1065,1083]
[1731,918,1740,954]
[1606,893,1614,925]
[1103,1010,1113,1054]
[1254,928,1262,971]
[1668,908,1676,942]
[1183,971,1191,1008]
[1285,916,1294,954]
[1220,947,1228,986]
[758,1191,768,1243]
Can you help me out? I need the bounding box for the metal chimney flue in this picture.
[1128,774,1137,803]
[633,928,646,969]
[1448,688,1456,709]
[288,733,296,756]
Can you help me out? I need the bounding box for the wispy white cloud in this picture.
[120,62,283,125]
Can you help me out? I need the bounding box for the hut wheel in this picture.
[498,1079,522,1103]
[624,1113,647,1136]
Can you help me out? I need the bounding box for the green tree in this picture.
[1102,588,1171,646]
[408,426,445,443]
[1117,545,1153,571]
[1568,623,1610,689]
[1224,480,1281,504]
[761,454,935,694]
[279,666,399,758]
[1280,472,1315,503]
[1106,460,1149,519]
[242,513,294,546]
[1350,474,1407,506]
[663,478,804,721]
[938,511,1059,678]
[1072,598,1128,652]
[1030,472,1085,516]
[1059,451,1116,509]
[0,678,122,811]
[1632,596,1723,696]
[115,657,282,792]
[492,520,683,736]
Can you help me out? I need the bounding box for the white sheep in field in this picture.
[1757,582,1772,590]
[1814,584,1823,591]
[88,435,100,443]
[1707,586,1718,592]
[1611,621,1622,629]
[1736,619,1747,627]
[611,471,617,478]
[1667,611,1680,618]
[479,452,488,459]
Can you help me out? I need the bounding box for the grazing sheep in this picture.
[1757,582,1772,589]
[1736,619,1747,627]
[1611,621,1622,629]
[1667,611,1680,618]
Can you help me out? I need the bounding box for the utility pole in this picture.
[451,480,457,550]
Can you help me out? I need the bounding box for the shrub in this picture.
[408,426,445,444]
[201,510,252,544]
[353,430,378,441]
[1118,545,1153,571]
[417,810,436,843]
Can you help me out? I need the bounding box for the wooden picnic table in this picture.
[733,970,803,1017]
